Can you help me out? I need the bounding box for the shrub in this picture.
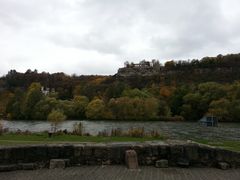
[0,120,3,135]
[47,109,66,132]
[111,128,123,137]
[72,122,84,136]
[97,129,109,137]
[127,127,145,138]
[149,130,161,138]
[159,115,184,121]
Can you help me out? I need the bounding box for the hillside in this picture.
[115,53,240,86]
[1,53,240,122]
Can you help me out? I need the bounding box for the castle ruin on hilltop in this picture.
[117,60,162,77]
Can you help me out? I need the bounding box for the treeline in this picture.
[1,53,240,97]
[1,53,240,121]
[3,83,166,121]
[164,53,240,70]
[2,81,240,122]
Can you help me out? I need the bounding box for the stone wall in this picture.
[0,141,240,170]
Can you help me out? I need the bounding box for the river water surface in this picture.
[1,120,240,141]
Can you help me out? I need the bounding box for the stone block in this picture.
[109,145,127,164]
[155,159,168,168]
[218,162,230,170]
[47,146,62,159]
[2,148,11,160]
[82,146,93,157]
[0,164,18,172]
[125,150,139,169]
[74,145,83,157]
[184,145,199,161]
[94,147,108,159]
[102,159,111,165]
[170,145,184,155]
[198,146,216,166]
[145,157,153,165]
[62,145,74,157]
[158,146,169,158]
[152,146,159,157]
[18,163,37,170]
[49,159,69,169]
[177,157,190,168]
[35,146,48,160]
[144,146,153,157]
[24,146,38,162]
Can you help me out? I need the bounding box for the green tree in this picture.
[47,109,66,132]
[198,82,226,102]
[73,96,89,119]
[0,91,14,118]
[104,81,125,99]
[5,89,24,119]
[181,93,207,121]
[122,88,151,98]
[57,100,75,119]
[23,83,43,119]
[229,100,240,121]
[32,97,58,120]
[158,100,171,117]
[170,86,189,115]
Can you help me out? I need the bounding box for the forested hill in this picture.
[1,53,240,94]
[0,53,240,99]
[0,71,108,99]
[1,53,240,122]
[116,53,240,87]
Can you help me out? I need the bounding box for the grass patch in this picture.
[0,133,164,145]
[193,139,240,152]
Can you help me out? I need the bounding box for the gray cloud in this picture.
[0,0,240,75]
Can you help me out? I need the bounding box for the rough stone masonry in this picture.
[0,140,240,171]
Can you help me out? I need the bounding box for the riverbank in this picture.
[0,133,240,152]
[0,133,164,145]
[2,120,240,141]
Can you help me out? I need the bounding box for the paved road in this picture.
[0,166,240,180]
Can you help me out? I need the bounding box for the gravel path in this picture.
[0,166,239,180]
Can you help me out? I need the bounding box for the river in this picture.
[1,120,240,141]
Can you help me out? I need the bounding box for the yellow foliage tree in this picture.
[47,109,66,132]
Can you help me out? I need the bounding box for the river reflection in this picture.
[1,120,240,141]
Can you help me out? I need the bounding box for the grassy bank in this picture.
[0,133,240,153]
[0,133,164,145]
[193,139,240,152]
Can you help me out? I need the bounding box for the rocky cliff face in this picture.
[115,65,240,85]
[117,67,159,77]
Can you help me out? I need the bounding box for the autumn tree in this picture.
[0,91,14,118]
[208,98,230,121]
[86,98,108,119]
[47,109,66,132]
[108,97,159,120]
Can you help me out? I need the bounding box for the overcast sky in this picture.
[0,0,240,76]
